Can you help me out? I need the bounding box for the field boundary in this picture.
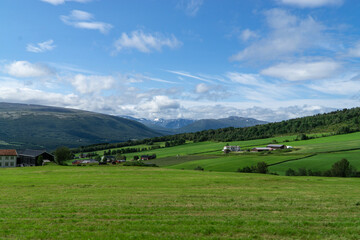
[268,154,317,166]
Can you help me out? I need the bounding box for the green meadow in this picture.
[76,131,360,175]
[1,165,360,239]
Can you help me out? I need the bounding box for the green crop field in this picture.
[0,165,359,239]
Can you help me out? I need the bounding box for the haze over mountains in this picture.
[0,102,267,150]
[122,116,267,134]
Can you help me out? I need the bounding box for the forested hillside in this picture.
[0,103,161,150]
[153,107,360,142]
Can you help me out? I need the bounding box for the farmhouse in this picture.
[222,146,241,152]
[102,155,115,162]
[0,149,17,168]
[267,144,286,150]
[17,149,54,167]
[81,159,98,164]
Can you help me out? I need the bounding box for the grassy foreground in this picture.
[1,165,360,239]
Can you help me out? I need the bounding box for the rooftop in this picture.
[0,149,17,156]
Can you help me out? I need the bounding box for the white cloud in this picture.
[195,83,211,93]
[240,29,258,41]
[41,0,92,5]
[4,61,53,78]
[114,30,182,53]
[139,95,180,113]
[61,10,113,34]
[177,0,204,16]
[0,78,79,107]
[261,61,341,81]
[26,39,56,53]
[70,74,115,94]
[192,83,229,101]
[277,0,343,8]
[231,9,326,62]
[68,9,93,20]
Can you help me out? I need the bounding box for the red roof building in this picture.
[0,149,18,168]
[0,149,17,156]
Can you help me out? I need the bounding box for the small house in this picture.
[102,155,115,162]
[0,149,17,168]
[222,146,241,152]
[266,144,286,150]
[72,160,82,165]
[82,159,98,164]
[141,155,149,160]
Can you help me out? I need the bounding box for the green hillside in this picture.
[0,102,161,150]
[162,132,360,174]
[75,131,360,176]
[0,165,359,239]
[155,107,360,142]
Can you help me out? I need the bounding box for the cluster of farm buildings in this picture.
[223,144,292,153]
[0,149,54,168]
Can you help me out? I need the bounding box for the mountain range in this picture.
[122,116,267,134]
[0,102,267,150]
[0,103,160,150]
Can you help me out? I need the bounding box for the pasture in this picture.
[74,132,360,176]
[0,165,359,239]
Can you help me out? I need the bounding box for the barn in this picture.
[17,149,54,167]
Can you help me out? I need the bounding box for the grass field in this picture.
[75,132,360,176]
[269,150,360,175]
[165,153,311,172]
[0,165,360,239]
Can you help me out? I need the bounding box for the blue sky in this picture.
[1,0,360,121]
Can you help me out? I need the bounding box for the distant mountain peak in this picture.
[122,115,267,134]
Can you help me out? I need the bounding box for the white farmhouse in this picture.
[222,146,241,152]
[0,149,17,168]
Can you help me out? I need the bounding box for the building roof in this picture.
[252,147,272,151]
[17,149,53,158]
[0,149,17,156]
[267,144,285,148]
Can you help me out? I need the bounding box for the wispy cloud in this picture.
[240,29,258,41]
[3,61,53,78]
[41,0,92,5]
[142,76,178,84]
[347,41,360,57]
[60,10,113,34]
[114,30,182,53]
[261,61,341,81]
[26,39,56,53]
[177,0,204,16]
[230,9,327,62]
[166,70,214,83]
[277,0,344,8]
